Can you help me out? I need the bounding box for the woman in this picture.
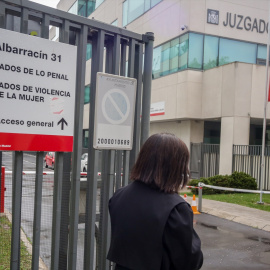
[107,133,203,270]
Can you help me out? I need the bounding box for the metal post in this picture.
[31,152,44,270]
[0,1,6,29]
[130,43,143,169]
[258,2,270,204]
[98,36,116,270]
[141,32,154,145]
[0,166,5,213]
[10,151,23,270]
[41,14,50,39]
[59,152,71,270]
[198,186,202,213]
[84,29,105,270]
[115,42,127,189]
[20,7,29,34]
[98,150,115,270]
[68,24,88,270]
[51,152,64,270]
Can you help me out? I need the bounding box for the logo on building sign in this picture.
[207,9,219,25]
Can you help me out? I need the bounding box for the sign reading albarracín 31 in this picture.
[0,28,77,152]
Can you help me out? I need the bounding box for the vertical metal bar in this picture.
[0,166,4,214]
[122,153,129,187]
[113,35,121,190]
[98,37,115,270]
[120,42,127,76]
[99,150,115,270]
[141,32,154,145]
[115,151,122,190]
[68,24,88,270]
[59,152,71,270]
[84,29,105,270]
[128,38,135,78]
[112,34,121,75]
[31,152,44,270]
[20,7,29,34]
[130,43,143,169]
[51,152,64,270]
[0,1,6,29]
[115,42,127,189]
[10,151,23,270]
[122,38,136,185]
[198,186,202,212]
[41,14,50,39]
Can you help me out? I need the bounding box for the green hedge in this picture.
[188,171,257,195]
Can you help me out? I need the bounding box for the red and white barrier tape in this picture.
[199,183,270,194]
[186,185,202,189]
[5,171,102,176]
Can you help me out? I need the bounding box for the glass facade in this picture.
[68,0,101,17]
[123,0,162,26]
[188,33,203,69]
[152,32,268,79]
[84,85,90,104]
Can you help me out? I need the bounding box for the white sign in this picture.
[0,28,77,152]
[150,101,165,116]
[94,72,137,150]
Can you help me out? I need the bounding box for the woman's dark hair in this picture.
[130,133,190,193]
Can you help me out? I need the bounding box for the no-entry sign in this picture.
[94,72,137,150]
[0,28,77,152]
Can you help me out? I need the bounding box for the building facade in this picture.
[55,0,270,175]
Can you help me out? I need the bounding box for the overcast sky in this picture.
[29,0,59,9]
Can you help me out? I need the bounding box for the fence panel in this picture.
[233,145,270,190]
[190,143,220,179]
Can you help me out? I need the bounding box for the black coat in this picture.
[107,181,203,270]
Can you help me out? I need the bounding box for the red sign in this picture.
[0,28,77,152]
[0,133,73,152]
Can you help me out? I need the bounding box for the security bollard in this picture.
[198,182,203,213]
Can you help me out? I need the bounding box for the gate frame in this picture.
[0,1,154,269]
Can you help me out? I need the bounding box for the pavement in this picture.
[184,195,270,232]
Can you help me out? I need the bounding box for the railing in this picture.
[190,143,220,179]
[233,145,270,191]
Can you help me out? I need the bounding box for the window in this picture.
[170,38,179,73]
[151,33,269,79]
[86,43,92,61]
[69,0,96,17]
[68,1,78,14]
[84,85,90,104]
[83,130,89,148]
[123,0,162,26]
[188,33,203,69]
[204,35,219,70]
[111,19,118,26]
[179,34,188,70]
[95,0,105,9]
[219,38,257,66]
[161,42,170,76]
[52,27,59,41]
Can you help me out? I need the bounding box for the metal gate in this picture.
[0,1,153,269]
[190,143,220,179]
